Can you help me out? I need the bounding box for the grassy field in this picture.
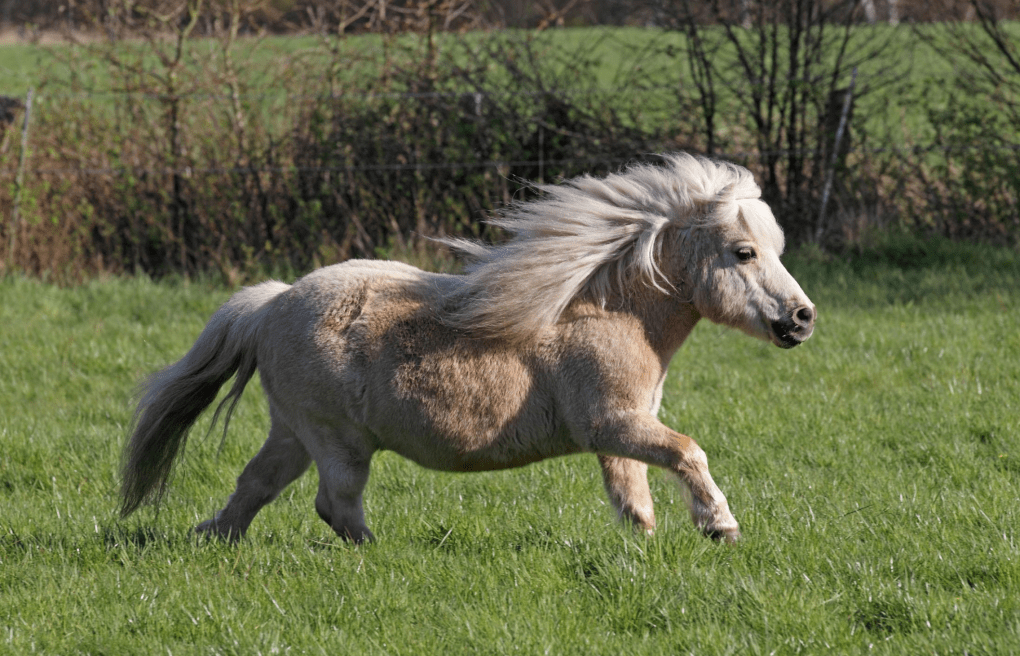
[0,23,988,139]
[1,237,1018,654]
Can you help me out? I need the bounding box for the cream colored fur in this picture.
[121,153,815,544]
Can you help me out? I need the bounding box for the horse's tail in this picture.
[120,280,290,518]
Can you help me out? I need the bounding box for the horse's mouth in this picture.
[769,306,816,348]
[769,327,812,349]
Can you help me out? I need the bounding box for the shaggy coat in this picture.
[121,153,815,543]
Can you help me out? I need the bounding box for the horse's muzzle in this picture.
[770,305,816,348]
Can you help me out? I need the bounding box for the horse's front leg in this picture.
[598,455,656,533]
[591,411,740,542]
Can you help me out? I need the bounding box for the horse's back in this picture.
[292,258,452,330]
[256,258,450,392]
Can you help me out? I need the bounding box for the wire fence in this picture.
[6,142,1020,178]
[1,71,1018,281]
[5,143,1020,179]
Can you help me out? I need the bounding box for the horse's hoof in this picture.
[339,526,376,544]
[705,527,741,544]
[195,520,242,543]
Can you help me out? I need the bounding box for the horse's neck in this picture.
[567,287,699,368]
[626,289,701,368]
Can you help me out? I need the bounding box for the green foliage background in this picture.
[1,21,1019,280]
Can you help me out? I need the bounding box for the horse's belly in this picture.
[448,436,585,472]
[351,328,580,471]
[379,423,582,473]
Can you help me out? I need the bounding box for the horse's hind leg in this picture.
[598,455,656,533]
[196,411,312,541]
[312,434,375,544]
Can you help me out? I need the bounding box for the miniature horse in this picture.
[121,153,815,544]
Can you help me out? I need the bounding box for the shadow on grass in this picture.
[0,524,183,554]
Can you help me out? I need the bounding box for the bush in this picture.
[3,3,1020,281]
[0,28,662,281]
[905,11,1020,245]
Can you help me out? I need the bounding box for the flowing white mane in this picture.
[442,153,764,341]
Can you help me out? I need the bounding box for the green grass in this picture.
[1,237,1019,654]
[0,41,57,97]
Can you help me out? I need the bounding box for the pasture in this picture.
[0,23,984,136]
[1,237,1018,654]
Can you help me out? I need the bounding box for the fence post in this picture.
[8,87,33,267]
[816,68,856,244]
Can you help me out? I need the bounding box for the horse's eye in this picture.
[735,247,756,262]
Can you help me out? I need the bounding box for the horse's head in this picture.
[682,196,815,349]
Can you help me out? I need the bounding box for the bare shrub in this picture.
[5,1,1020,280]
[904,1,1020,244]
[644,0,905,246]
[0,6,662,280]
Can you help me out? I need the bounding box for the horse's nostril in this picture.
[794,306,815,327]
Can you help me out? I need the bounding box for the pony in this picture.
[120,153,815,544]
